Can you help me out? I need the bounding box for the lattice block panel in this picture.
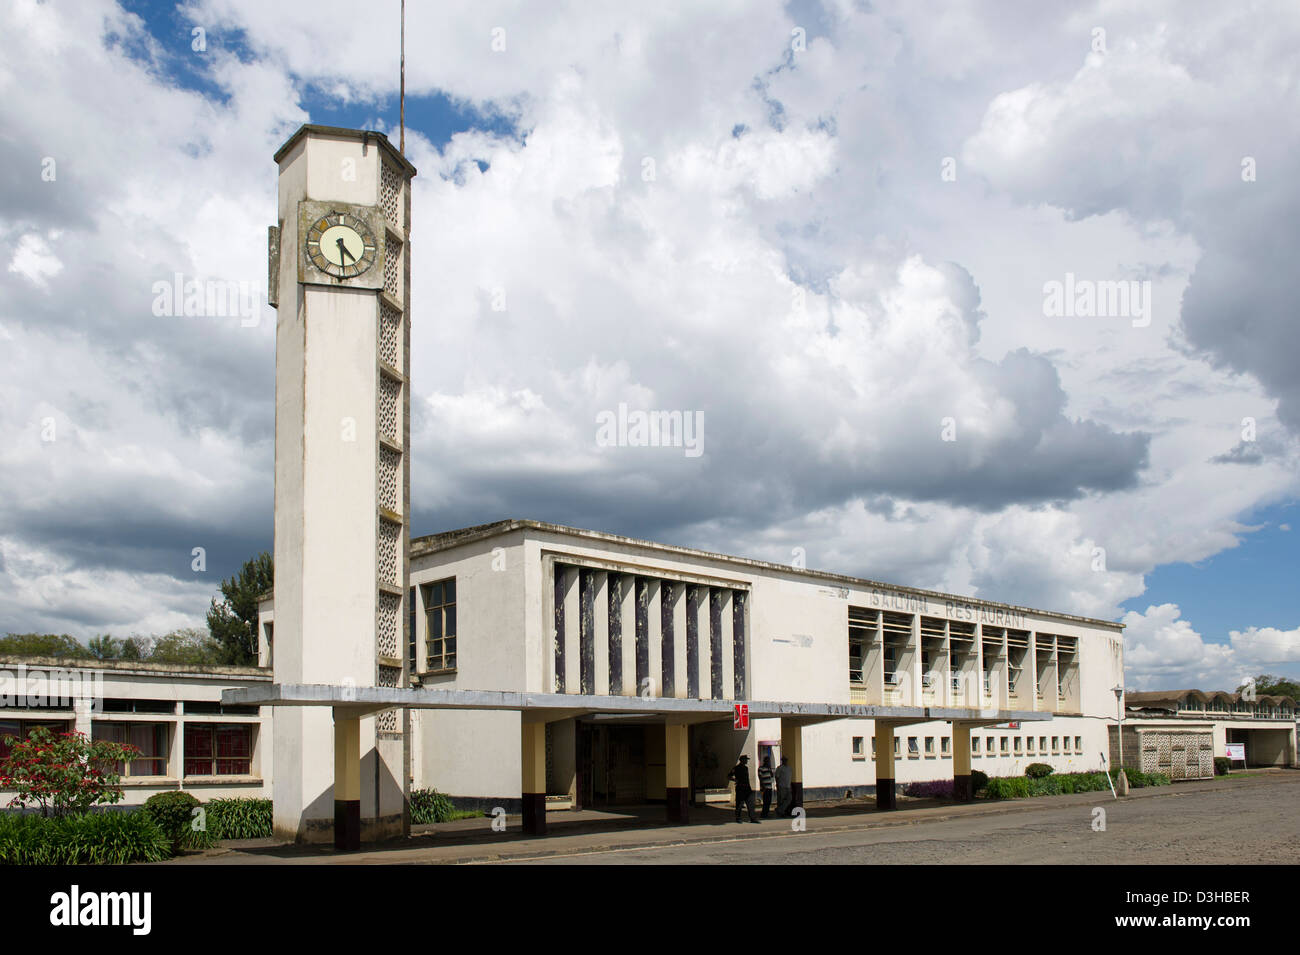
[379,373,401,444]
[377,591,400,658]
[377,517,401,585]
[380,162,402,226]
[379,302,401,369]
[384,238,402,298]
[378,444,401,513]
[376,709,398,733]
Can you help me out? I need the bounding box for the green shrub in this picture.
[1214,757,1230,776]
[1027,776,1062,796]
[410,789,456,824]
[143,792,214,853]
[205,798,273,840]
[970,769,989,794]
[1025,762,1054,779]
[1109,767,1172,789]
[984,777,1030,799]
[0,810,169,865]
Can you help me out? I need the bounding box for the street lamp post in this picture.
[1112,684,1125,769]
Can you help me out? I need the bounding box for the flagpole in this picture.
[399,0,406,154]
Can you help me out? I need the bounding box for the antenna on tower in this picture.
[399,0,406,154]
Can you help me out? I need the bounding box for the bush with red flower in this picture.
[0,726,137,818]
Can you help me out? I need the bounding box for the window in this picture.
[924,736,935,756]
[1027,736,1035,754]
[93,723,168,777]
[883,645,897,686]
[871,737,877,759]
[1051,736,1059,753]
[423,577,457,671]
[941,736,951,756]
[1039,735,1047,752]
[852,736,865,760]
[1074,736,1082,752]
[893,737,900,756]
[907,736,919,758]
[1014,737,1022,754]
[972,736,980,754]
[0,719,71,760]
[849,637,865,684]
[184,724,252,777]
[986,736,995,754]
[263,622,273,667]
[1000,737,1009,754]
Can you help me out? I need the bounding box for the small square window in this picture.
[924,736,935,755]
[986,736,995,753]
[852,736,865,760]
[1027,737,1036,754]
[1051,736,1059,752]
[907,736,919,757]
[871,737,877,759]
[972,737,980,754]
[1000,736,1009,754]
[893,738,900,756]
[1040,736,1048,751]
[1074,736,1082,752]
[941,736,951,756]
[1014,737,1022,754]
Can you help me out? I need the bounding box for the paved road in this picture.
[504,774,1300,864]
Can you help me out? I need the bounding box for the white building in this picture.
[0,655,270,806]
[253,518,1128,826]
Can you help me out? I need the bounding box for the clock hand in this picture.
[336,236,356,264]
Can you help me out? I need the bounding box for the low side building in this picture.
[0,655,271,806]
[1124,690,1298,769]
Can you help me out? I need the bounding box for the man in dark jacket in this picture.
[728,754,760,823]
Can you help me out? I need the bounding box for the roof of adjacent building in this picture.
[410,518,1126,632]
[1126,689,1297,708]
[0,654,269,680]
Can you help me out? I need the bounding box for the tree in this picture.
[1242,674,1300,699]
[0,726,137,817]
[0,633,92,660]
[148,628,224,665]
[206,552,273,666]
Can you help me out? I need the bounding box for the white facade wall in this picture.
[403,522,1126,801]
[0,656,271,807]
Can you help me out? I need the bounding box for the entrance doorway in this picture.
[577,722,648,806]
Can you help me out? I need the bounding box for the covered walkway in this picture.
[224,683,1046,847]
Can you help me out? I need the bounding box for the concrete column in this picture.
[333,710,361,850]
[665,722,690,823]
[952,722,973,801]
[521,720,547,835]
[594,571,610,695]
[781,719,804,812]
[875,722,896,811]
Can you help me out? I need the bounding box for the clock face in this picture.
[305,211,377,279]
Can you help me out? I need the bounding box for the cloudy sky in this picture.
[1,0,1297,691]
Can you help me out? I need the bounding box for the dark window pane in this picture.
[429,611,442,639]
[444,579,455,602]
[429,581,443,605]
[444,606,455,636]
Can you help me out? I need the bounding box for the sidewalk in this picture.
[168,769,1295,865]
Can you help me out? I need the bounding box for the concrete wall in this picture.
[0,657,271,807]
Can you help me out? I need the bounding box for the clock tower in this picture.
[268,125,416,846]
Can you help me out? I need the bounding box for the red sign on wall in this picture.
[734,703,749,731]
